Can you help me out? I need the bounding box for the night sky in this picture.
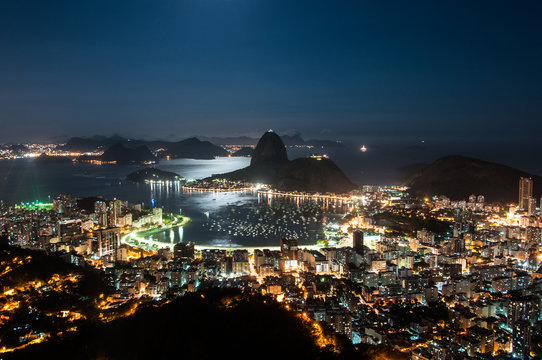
[1,0,541,143]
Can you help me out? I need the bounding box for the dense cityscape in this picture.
[2,1,541,359]
[2,170,542,358]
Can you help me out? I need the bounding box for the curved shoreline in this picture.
[121,216,190,251]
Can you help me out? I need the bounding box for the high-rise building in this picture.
[232,249,249,275]
[417,229,435,246]
[451,237,466,254]
[94,201,108,227]
[280,238,298,260]
[528,197,537,216]
[58,219,82,243]
[107,199,123,227]
[93,227,120,259]
[513,320,532,359]
[519,177,533,211]
[353,230,364,255]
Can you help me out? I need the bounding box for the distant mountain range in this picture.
[76,143,156,164]
[197,133,344,148]
[56,133,343,163]
[212,131,356,194]
[57,135,228,160]
[405,155,541,203]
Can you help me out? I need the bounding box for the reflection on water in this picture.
[149,226,184,244]
[0,157,350,247]
[149,185,349,248]
[0,157,250,204]
[204,198,324,244]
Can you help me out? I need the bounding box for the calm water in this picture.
[0,157,342,247]
[0,157,250,204]
[1,141,539,247]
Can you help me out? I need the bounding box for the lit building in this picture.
[280,238,298,260]
[513,320,532,359]
[94,201,108,227]
[58,219,82,242]
[93,227,121,259]
[107,199,123,227]
[173,242,194,260]
[528,196,537,216]
[232,249,249,275]
[301,250,329,273]
[519,177,533,211]
[417,229,435,246]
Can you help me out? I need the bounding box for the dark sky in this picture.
[1,0,541,143]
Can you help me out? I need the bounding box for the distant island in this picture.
[231,147,254,157]
[405,155,542,203]
[78,143,157,164]
[34,153,72,163]
[126,167,183,183]
[58,135,228,160]
[211,131,356,194]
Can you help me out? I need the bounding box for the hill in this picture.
[250,130,289,166]
[0,243,112,350]
[58,136,228,160]
[212,131,355,194]
[275,157,356,193]
[57,135,126,152]
[231,147,254,157]
[405,155,541,203]
[164,137,228,159]
[126,167,182,183]
[34,153,73,163]
[5,289,355,360]
[100,143,156,164]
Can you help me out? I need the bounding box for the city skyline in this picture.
[2,2,542,359]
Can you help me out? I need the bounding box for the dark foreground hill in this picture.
[5,289,361,360]
[406,155,541,203]
[212,131,356,194]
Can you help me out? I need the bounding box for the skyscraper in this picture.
[519,177,533,211]
[353,230,364,255]
[94,201,108,227]
[513,320,532,359]
[528,197,537,216]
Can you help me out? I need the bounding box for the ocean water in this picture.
[0,156,342,247]
[0,157,250,204]
[1,142,539,247]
